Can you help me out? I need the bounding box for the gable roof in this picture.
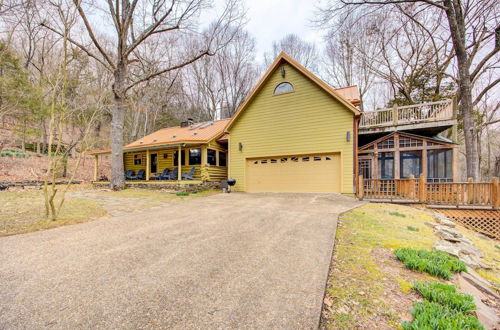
[225,52,361,131]
[359,131,458,150]
[86,119,229,154]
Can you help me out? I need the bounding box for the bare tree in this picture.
[264,34,319,72]
[322,13,379,107]
[318,0,499,180]
[41,0,244,189]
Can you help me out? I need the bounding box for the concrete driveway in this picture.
[0,192,361,329]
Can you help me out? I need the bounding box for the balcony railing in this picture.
[360,100,454,128]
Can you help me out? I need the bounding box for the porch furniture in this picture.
[166,168,178,180]
[125,170,134,180]
[182,167,196,180]
[130,169,145,180]
[155,168,170,180]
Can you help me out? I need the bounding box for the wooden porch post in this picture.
[358,175,364,200]
[178,145,182,181]
[146,149,150,181]
[408,175,415,199]
[492,177,499,209]
[93,154,98,181]
[394,134,400,179]
[418,175,426,202]
[422,141,428,178]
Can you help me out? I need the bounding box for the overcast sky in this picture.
[239,0,323,62]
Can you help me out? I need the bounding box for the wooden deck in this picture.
[359,100,456,135]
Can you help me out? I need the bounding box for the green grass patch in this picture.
[395,248,466,280]
[407,226,419,232]
[402,301,483,330]
[176,192,189,196]
[412,282,476,313]
[389,211,406,217]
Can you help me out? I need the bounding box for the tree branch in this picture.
[473,76,500,106]
[72,0,116,69]
[126,50,212,91]
[40,22,113,71]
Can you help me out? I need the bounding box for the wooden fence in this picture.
[357,175,500,209]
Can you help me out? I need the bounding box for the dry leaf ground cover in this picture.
[320,203,497,329]
[0,185,217,236]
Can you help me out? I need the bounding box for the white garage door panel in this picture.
[246,153,341,192]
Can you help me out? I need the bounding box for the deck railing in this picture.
[360,100,454,128]
[358,176,500,209]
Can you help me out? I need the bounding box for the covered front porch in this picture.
[91,142,228,183]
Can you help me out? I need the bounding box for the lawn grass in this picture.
[94,188,217,200]
[0,188,106,236]
[395,248,466,280]
[412,282,476,313]
[321,203,438,329]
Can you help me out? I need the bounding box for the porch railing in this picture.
[360,99,454,128]
[358,176,500,209]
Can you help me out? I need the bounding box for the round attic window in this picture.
[274,82,294,95]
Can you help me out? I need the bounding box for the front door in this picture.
[150,153,158,174]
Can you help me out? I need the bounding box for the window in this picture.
[325,156,331,160]
[173,150,185,166]
[400,151,421,178]
[134,154,142,165]
[189,148,201,165]
[207,149,217,166]
[378,137,394,149]
[274,82,294,95]
[428,149,452,180]
[302,157,310,162]
[400,136,422,148]
[270,159,277,163]
[219,151,227,167]
[378,152,394,179]
[163,153,168,159]
[261,160,267,164]
[291,157,298,162]
[314,156,321,161]
[280,158,288,163]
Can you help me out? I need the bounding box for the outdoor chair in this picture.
[166,167,178,180]
[182,167,196,180]
[155,168,170,180]
[130,169,145,180]
[124,170,134,180]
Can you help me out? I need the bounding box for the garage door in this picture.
[246,153,341,192]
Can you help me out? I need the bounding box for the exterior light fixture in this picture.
[346,131,351,142]
[239,142,243,151]
[281,66,286,78]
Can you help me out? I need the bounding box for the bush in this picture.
[412,282,476,313]
[402,301,483,330]
[395,248,466,279]
[176,192,189,196]
[407,226,419,232]
[390,211,406,217]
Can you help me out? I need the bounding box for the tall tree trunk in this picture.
[110,62,127,190]
[444,0,480,179]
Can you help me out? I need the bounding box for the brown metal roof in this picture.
[334,85,361,107]
[86,119,229,154]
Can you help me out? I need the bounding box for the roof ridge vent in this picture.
[199,121,214,129]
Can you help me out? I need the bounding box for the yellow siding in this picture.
[228,63,354,194]
[124,151,146,173]
[206,140,228,181]
[124,143,227,181]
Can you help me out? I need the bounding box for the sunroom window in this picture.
[189,148,201,165]
[207,149,217,166]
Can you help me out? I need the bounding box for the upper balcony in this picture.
[359,99,457,137]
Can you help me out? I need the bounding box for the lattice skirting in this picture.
[435,209,500,240]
